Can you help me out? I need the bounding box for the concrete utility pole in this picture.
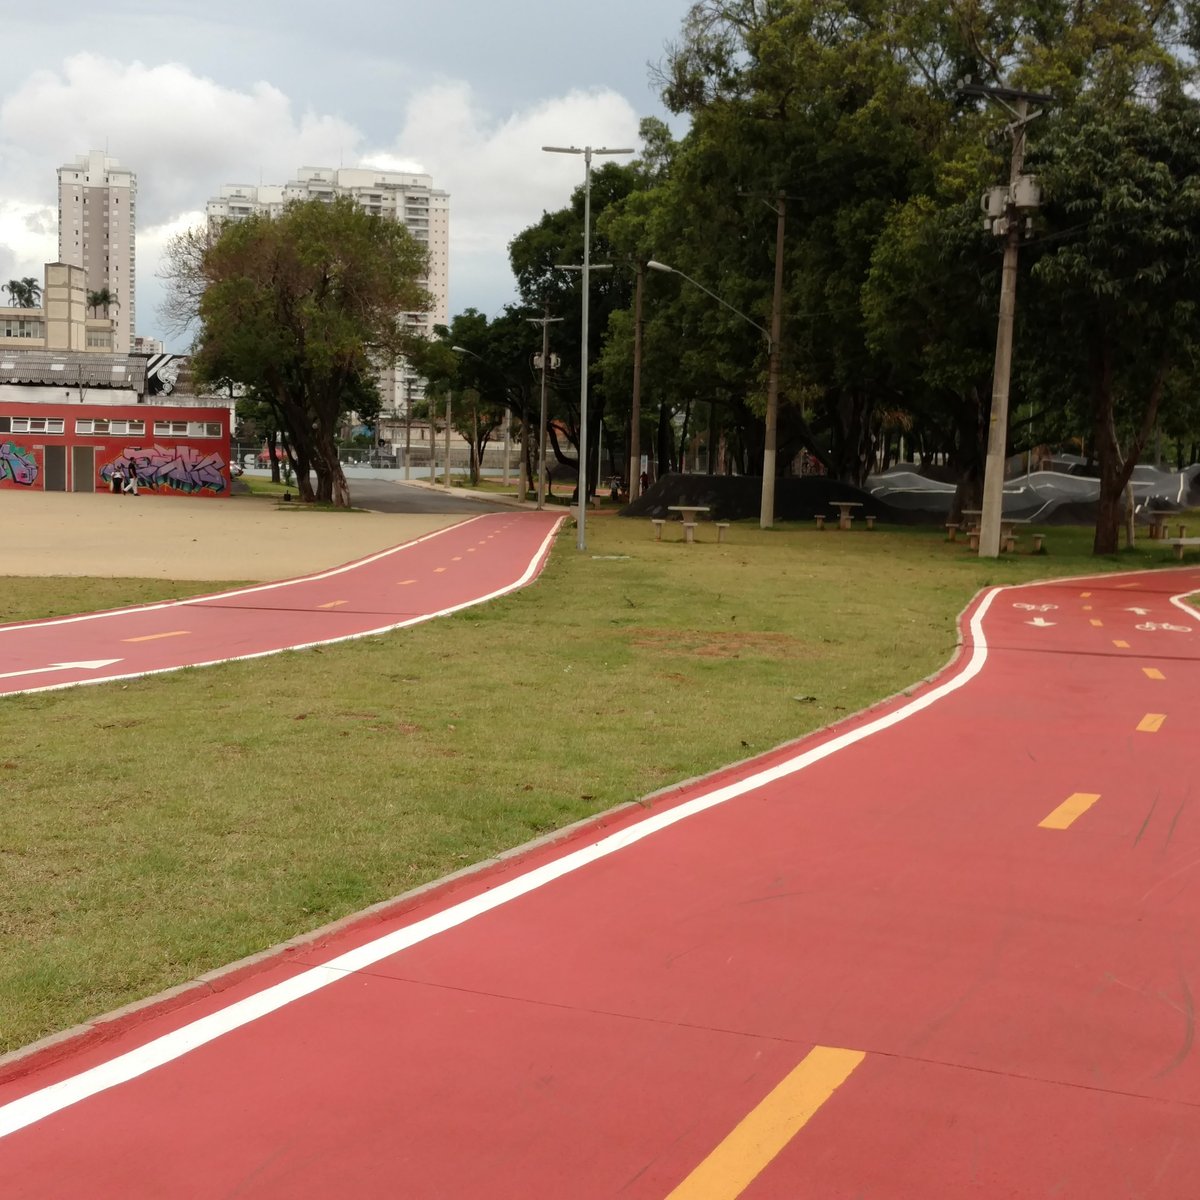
[964,78,1053,557]
[761,192,786,530]
[629,259,645,502]
[527,309,564,510]
[443,391,452,489]
[542,144,633,550]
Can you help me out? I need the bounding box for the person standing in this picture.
[123,458,139,496]
[111,464,123,495]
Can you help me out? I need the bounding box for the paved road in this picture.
[2,567,1199,1197]
[347,476,515,515]
[0,511,561,698]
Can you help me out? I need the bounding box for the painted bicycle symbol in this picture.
[1013,603,1058,612]
[1135,621,1192,633]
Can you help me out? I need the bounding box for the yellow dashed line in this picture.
[1082,605,1093,611]
[452,556,463,562]
[1090,619,1103,627]
[317,600,347,609]
[434,567,447,574]
[1039,793,1102,830]
[1080,591,1092,598]
[397,580,417,586]
[1113,640,1130,649]
[122,630,190,643]
[1143,667,1165,680]
[1116,582,1141,589]
[1137,713,1166,733]
[665,1047,866,1200]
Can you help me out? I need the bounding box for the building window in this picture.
[2,319,43,338]
[10,417,64,434]
[152,420,222,438]
[75,419,145,436]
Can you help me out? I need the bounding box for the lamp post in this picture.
[646,259,774,518]
[527,310,564,509]
[542,144,634,550]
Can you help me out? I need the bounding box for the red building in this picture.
[0,399,232,498]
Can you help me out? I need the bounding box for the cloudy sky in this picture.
[1,0,689,349]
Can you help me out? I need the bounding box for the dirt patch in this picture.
[629,628,812,660]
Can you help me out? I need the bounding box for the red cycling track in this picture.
[1,564,1199,1197]
[0,511,563,698]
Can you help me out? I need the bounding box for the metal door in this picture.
[71,445,96,492]
[43,445,66,492]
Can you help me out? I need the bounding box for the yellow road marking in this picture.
[1143,667,1166,680]
[1080,591,1092,598]
[1116,582,1140,589]
[122,630,189,643]
[665,1046,865,1200]
[434,567,447,573]
[1113,640,1130,649]
[467,547,476,553]
[397,580,417,586]
[1090,618,1103,627]
[1039,793,1102,830]
[1138,713,1166,733]
[317,600,347,609]
[1082,604,1093,611]
[452,556,463,562]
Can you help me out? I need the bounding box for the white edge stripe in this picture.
[1,519,564,700]
[0,515,493,636]
[0,585,1002,1138]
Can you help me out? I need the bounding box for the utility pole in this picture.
[629,259,645,502]
[443,390,451,488]
[962,78,1053,557]
[761,192,786,529]
[527,308,564,510]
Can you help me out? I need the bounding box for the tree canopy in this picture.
[169,196,429,507]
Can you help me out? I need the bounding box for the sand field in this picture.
[0,492,463,581]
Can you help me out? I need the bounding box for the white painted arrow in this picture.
[1124,607,1151,616]
[1026,617,1056,627]
[0,658,123,683]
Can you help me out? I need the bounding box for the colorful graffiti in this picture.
[0,441,38,486]
[100,445,228,495]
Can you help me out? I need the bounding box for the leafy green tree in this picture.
[187,197,429,507]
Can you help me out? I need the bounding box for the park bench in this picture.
[1032,533,1046,553]
[683,522,698,544]
[815,514,826,530]
[1167,537,1200,561]
[865,515,876,530]
[651,518,665,540]
[716,522,730,543]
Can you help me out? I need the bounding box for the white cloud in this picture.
[0,55,642,343]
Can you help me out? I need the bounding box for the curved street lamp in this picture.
[646,258,782,528]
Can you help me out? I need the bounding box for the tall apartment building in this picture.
[206,166,449,416]
[57,152,136,354]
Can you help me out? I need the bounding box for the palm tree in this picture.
[86,288,117,318]
[3,278,41,308]
[17,277,41,308]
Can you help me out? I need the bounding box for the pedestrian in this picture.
[111,464,123,495]
[123,459,139,496]
[639,471,649,493]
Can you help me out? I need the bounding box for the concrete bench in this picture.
[865,515,876,530]
[683,521,697,544]
[1032,533,1046,553]
[945,523,961,542]
[1168,537,1200,560]
[815,514,826,531]
[716,522,730,543]
[651,518,665,540]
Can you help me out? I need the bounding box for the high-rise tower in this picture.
[57,152,136,353]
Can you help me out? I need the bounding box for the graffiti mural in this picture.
[100,445,228,495]
[0,441,38,486]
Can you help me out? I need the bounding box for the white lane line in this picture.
[0,585,1001,1139]
[0,520,565,701]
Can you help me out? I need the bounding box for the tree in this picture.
[3,277,42,308]
[87,287,117,318]
[181,197,429,507]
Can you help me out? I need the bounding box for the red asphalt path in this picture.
[0,511,562,697]
[2,565,1200,1197]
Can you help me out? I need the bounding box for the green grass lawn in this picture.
[1,514,1195,1053]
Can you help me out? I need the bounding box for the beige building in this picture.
[56,152,137,354]
[206,166,449,419]
[0,263,117,354]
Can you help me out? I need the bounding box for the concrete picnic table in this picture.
[666,505,712,544]
[960,510,1028,551]
[829,501,863,530]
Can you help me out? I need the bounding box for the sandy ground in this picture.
[1,492,464,581]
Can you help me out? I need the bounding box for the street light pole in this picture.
[630,259,644,501]
[444,390,451,489]
[527,309,564,510]
[543,144,634,550]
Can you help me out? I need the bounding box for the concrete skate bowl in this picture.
[868,462,1200,526]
